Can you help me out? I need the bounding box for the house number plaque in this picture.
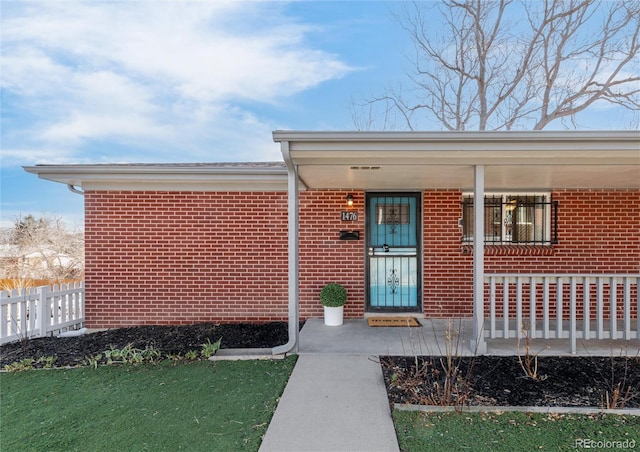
[341,211,358,221]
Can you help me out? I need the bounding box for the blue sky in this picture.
[1,0,637,229]
[1,1,410,228]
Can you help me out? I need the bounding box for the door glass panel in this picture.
[369,196,417,247]
[369,256,418,307]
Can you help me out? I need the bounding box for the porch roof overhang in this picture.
[23,131,639,192]
[272,130,640,191]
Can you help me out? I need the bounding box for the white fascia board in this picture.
[272,129,640,144]
[273,130,640,166]
[23,164,289,191]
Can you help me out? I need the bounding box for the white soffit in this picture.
[22,163,289,191]
[22,131,640,191]
[273,130,640,190]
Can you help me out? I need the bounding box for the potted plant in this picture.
[320,283,347,326]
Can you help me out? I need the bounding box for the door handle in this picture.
[368,245,390,256]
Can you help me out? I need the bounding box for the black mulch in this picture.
[381,355,640,408]
[3,323,639,408]
[1,322,289,368]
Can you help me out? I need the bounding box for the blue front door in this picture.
[366,193,421,311]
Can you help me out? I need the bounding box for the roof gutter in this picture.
[272,140,300,355]
[23,163,289,191]
[272,129,640,144]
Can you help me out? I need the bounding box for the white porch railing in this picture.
[485,274,639,353]
[0,282,85,345]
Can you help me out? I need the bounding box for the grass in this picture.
[394,410,640,452]
[1,357,297,452]
[5,356,639,451]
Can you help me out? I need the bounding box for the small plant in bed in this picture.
[381,353,640,408]
[0,322,289,369]
[385,321,474,408]
[200,338,222,358]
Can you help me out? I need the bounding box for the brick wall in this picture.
[298,190,366,319]
[83,188,638,327]
[423,189,640,318]
[84,191,288,328]
[423,190,474,317]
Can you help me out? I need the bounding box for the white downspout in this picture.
[272,141,300,355]
[472,165,487,354]
[68,184,84,195]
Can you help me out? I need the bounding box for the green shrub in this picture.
[320,283,347,307]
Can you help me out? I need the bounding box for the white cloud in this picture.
[0,48,70,96]
[0,148,79,165]
[34,70,169,146]
[1,1,354,163]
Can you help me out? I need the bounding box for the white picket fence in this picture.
[485,274,639,353]
[0,282,85,345]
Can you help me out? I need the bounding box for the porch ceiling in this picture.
[274,130,640,190]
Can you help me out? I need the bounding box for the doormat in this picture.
[367,317,421,327]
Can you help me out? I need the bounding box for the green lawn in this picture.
[1,357,296,452]
[4,357,639,452]
[394,410,640,452]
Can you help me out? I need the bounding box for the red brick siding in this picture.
[423,189,639,318]
[423,191,474,317]
[84,191,288,328]
[83,188,638,327]
[298,190,366,319]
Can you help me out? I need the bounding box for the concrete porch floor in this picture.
[297,318,640,357]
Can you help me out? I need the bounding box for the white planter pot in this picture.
[323,305,344,326]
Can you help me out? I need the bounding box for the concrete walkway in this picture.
[298,317,473,356]
[260,318,472,451]
[259,354,399,452]
[260,318,411,452]
[298,317,640,357]
[260,318,639,451]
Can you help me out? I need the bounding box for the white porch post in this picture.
[272,142,300,354]
[472,165,487,354]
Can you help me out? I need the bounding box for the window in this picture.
[462,194,557,245]
[376,203,410,225]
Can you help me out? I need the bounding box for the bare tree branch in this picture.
[352,0,640,130]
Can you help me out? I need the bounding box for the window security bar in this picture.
[461,195,558,246]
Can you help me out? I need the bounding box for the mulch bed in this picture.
[381,355,640,408]
[3,323,639,409]
[1,322,289,368]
